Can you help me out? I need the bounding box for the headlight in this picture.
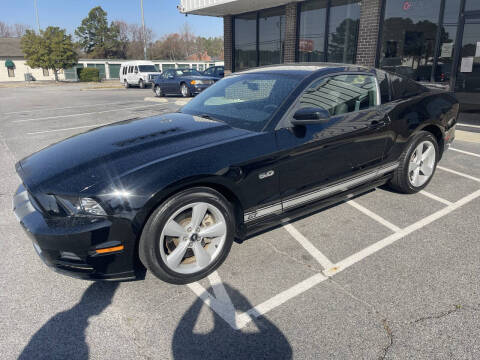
[79,198,107,216]
[56,196,107,216]
[190,80,205,85]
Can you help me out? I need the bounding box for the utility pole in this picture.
[140,0,147,60]
[34,0,40,32]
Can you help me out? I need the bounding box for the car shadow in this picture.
[172,283,292,360]
[18,281,119,360]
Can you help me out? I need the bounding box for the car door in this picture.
[160,70,174,94]
[275,73,393,208]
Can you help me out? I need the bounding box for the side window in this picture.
[128,66,132,74]
[376,70,390,104]
[204,67,213,75]
[389,74,426,100]
[299,74,378,116]
[134,66,138,73]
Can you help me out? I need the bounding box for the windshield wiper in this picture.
[196,114,225,123]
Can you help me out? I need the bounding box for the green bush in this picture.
[79,67,100,82]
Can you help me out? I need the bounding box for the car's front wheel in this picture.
[153,85,163,97]
[389,131,438,194]
[180,83,191,98]
[139,79,145,89]
[139,187,235,284]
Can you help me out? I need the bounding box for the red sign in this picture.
[299,39,314,53]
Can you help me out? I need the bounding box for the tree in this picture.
[21,27,78,81]
[75,6,123,58]
[113,20,154,59]
[0,21,30,37]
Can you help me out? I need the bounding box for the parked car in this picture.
[152,68,217,97]
[13,64,458,284]
[120,60,161,89]
[203,65,224,79]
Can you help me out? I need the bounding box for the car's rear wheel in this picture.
[124,80,129,89]
[389,131,438,194]
[139,187,234,284]
[180,83,191,98]
[154,85,163,97]
[139,79,145,89]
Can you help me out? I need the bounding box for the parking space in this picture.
[1,85,480,359]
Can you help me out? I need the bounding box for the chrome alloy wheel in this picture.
[408,140,436,187]
[181,84,189,97]
[154,85,161,97]
[159,202,227,274]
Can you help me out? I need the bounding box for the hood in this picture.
[17,113,250,194]
[182,75,218,81]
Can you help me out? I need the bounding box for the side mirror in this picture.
[134,69,138,74]
[291,107,330,126]
[168,74,174,79]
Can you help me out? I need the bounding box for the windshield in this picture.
[181,73,301,132]
[176,69,202,76]
[138,65,158,72]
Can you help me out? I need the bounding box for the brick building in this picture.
[179,0,480,110]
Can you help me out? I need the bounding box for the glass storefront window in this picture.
[234,13,257,71]
[298,0,328,62]
[379,0,441,81]
[465,0,480,12]
[443,0,461,24]
[435,25,457,82]
[327,0,361,63]
[258,7,286,66]
[298,0,360,63]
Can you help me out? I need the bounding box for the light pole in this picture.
[140,0,147,60]
[34,0,40,32]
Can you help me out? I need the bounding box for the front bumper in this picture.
[13,185,142,281]
[191,84,212,94]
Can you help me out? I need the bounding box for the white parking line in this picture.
[2,100,144,115]
[449,147,480,158]
[13,104,164,123]
[27,123,112,135]
[283,223,333,269]
[325,189,480,276]
[347,200,401,232]
[419,190,453,206]
[236,273,328,329]
[437,166,480,183]
[457,123,480,129]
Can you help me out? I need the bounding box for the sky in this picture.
[2,0,223,39]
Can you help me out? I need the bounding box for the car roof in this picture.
[236,62,373,78]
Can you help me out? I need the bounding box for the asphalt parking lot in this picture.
[1,84,480,359]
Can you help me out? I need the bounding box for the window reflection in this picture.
[234,13,257,71]
[298,0,327,62]
[327,0,360,63]
[298,0,360,63]
[259,7,286,66]
[379,0,441,81]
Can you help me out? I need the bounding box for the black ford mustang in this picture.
[13,64,458,284]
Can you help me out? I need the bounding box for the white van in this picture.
[120,61,162,89]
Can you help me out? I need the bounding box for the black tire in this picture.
[388,131,439,194]
[139,79,145,89]
[180,83,191,98]
[139,187,235,284]
[153,85,163,97]
[124,80,129,89]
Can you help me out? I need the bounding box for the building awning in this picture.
[5,59,15,68]
[178,0,293,16]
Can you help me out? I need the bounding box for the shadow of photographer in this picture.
[18,281,119,360]
[172,283,292,360]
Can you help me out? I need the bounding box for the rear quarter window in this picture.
[389,74,427,100]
